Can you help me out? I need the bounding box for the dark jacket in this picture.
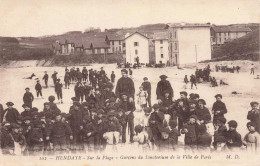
[212,101,227,121]
[43,74,49,81]
[35,83,42,91]
[23,92,34,103]
[142,82,151,94]
[0,108,20,123]
[115,77,135,99]
[196,107,211,123]
[225,130,242,148]
[69,108,84,129]
[118,100,136,119]
[47,121,72,138]
[55,82,62,92]
[156,80,173,100]
[247,109,260,133]
[197,133,212,147]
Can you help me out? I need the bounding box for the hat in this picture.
[121,69,128,74]
[6,102,14,106]
[189,100,197,105]
[144,107,152,113]
[71,97,80,101]
[160,75,167,79]
[44,102,50,106]
[190,115,198,120]
[73,102,81,107]
[31,107,38,112]
[217,117,227,124]
[198,99,206,105]
[152,104,160,109]
[247,122,256,128]
[228,120,238,128]
[22,104,30,108]
[189,93,195,99]
[159,127,171,134]
[194,93,200,99]
[134,125,144,133]
[25,87,30,90]
[143,77,148,80]
[120,92,128,97]
[48,96,55,102]
[169,120,177,128]
[180,91,188,96]
[250,101,259,107]
[82,102,89,107]
[215,94,222,98]
[23,116,31,121]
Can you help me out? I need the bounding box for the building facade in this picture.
[168,23,211,66]
[124,32,150,64]
[153,32,169,64]
[105,34,124,54]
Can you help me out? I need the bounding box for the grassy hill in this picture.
[211,28,259,61]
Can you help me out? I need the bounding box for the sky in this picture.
[0,0,259,37]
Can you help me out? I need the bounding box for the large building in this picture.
[105,34,124,54]
[210,25,252,49]
[152,31,169,64]
[168,23,212,66]
[124,32,150,64]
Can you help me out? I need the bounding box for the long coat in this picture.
[115,77,135,99]
[247,109,260,133]
[156,80,173,100]
[0,108,20,123]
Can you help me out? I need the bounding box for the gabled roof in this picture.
[152,32,168,40]
[124,31,150,40]
[106,33,124,41]
[211,26,252,33]
[90,41,110,48]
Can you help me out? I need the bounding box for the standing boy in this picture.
[35,80,43,99]
[23,88,34,108]
[42,71,49,88]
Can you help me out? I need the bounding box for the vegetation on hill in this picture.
[211,28,259,61]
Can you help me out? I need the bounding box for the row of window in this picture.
[110,41,122,45]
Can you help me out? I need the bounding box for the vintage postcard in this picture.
[0,0,259,166]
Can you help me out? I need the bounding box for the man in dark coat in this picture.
[247,101,260,133]
[21,104,32,117]
[117,92,136,143]
[51,71,58,86]
[212,94,227,125]
[111,71,115,83]
[156,75,173,104]
[55,79,63,104]
[142,77,151,107]
[23,88,34,108]
[225,120,242,149]
[0,102,20,123]
[115,69,135,103]
[42,71,49,88]
[35,80,43,98]
[82,67,88,82]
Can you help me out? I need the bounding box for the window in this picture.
[112,41,114,45]
[170,33,172,39]
[161,54,164,58]
[160,40,163,44]
[112,47,114,52]
[135,49,138,55]
[175,32,177,38]
[119,47,121,52]
[219,38,221,42]
[160,47,163,54]
[123,43,125,47]
[119,41,121,45]
[134,42,139,46]
[175,43,177,50]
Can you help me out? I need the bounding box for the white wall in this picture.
[178,28,211,64]
[125,34,149,64]
[154,40,169,64]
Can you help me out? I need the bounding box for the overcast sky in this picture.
[0,0,259,37]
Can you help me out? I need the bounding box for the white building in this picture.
[168,23,211,66]
[124,32,150,64]
[153,32,169,64]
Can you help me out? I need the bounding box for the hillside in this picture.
[211,28,260,61]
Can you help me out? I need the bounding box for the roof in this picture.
[90,41,110,48]
[167,23,211,28]
[211,26,252,33]
[106,33,124,41]
[124,31,150,40]
[152,32,168,40]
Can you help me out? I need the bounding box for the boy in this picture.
[110,71,115,83]
[168,120,179,149]
[141,77,152,107]
[35,80,43,99]
[46,114,73,153]
[1,102,20,124]
[190,74,197,89]
[82,115,96,152]
[196,99,211,124]
[55,79,63,104]
[243,122,260,152]
[181,115,198,151]
[184,75,189,89]
[23,88,34,108]
[10,123,26,155]
[42,71,49,88]
[197,124,212,152]
[247,101,260,133]
[158,127,173,152]
[21,104,32,117]
[133,125,150,152]
[212,94,227,126]
[213,117,227,148]
[225,120,242,150]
